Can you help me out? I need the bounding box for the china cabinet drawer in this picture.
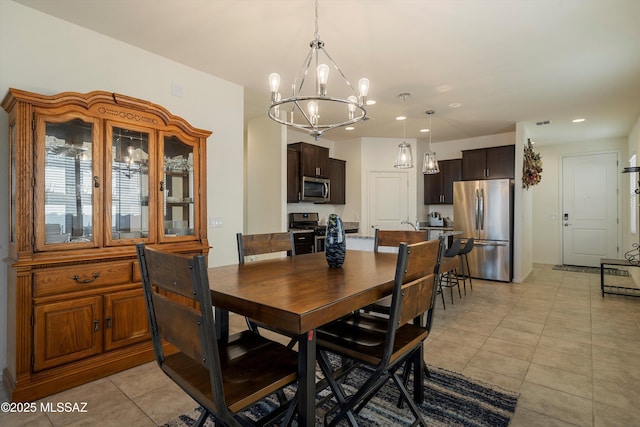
[33,262,133,297]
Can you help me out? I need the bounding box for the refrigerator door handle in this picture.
[474,241,508,247]
[479,188,485,230]
[474,189,479,230]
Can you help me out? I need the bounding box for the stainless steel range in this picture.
[288,212,321,254]
[288,212,358,253]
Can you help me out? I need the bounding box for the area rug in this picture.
[552,264,630,276]
[162,363,519,427]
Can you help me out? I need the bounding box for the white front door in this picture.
[562,152,619,266]
[367,170,409,235]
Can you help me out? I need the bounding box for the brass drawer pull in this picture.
[72,272,101,284]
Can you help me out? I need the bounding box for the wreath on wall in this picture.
[522,138,542,189]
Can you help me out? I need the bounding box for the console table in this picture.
[599,258,640,297]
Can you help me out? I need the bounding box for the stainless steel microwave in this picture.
[301,176,330,202]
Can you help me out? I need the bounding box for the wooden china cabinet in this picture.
[1,89,211,401]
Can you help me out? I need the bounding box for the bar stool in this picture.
[439,239,462,306]
[457,238,474,294]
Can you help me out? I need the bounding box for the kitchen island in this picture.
[346,229,461,252]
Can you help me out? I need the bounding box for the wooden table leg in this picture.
[297,330,316,426]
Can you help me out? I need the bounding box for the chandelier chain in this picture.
[314,0,319,41]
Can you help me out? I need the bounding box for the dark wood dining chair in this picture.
[373,228,429,252]
[236,232,298,342]
[136,243,298,427]
[315,239,442,427]
[368,228,430,314]
[237,231,296,263]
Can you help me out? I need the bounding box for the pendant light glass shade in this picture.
[394,141,414,169]
[422,151,440,174]
[422,109,440,174]
[393,92,414,169]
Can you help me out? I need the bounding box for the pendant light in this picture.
[267,0,369,140]
[422,110,440,174]
[394,93,414,169]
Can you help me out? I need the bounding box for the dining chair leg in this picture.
[317,351,359,427]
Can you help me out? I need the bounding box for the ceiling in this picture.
[15,0,640,146]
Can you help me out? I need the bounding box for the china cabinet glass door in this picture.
[160,133,197,241]
[105,123,155,245]
[36,114,101,250]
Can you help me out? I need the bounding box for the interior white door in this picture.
[562,152,618,266]
[367,170,408,234]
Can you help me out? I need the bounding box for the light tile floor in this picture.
[1,263,639,426]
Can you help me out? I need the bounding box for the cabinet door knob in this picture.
[93,319,100,332]
[105,317,112,329]
[159,181,164,192]
[93,176,99,188]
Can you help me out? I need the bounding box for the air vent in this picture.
[536,120,552,126]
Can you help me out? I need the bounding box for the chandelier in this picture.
[267,0,369,139]
[422,110,440,174]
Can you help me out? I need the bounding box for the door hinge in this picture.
[31,354,35,367]
[31,112,36,130]
[30,314,34,327]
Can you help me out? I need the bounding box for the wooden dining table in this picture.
[207,249,419,426]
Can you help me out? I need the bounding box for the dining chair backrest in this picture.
[373,229,429,253]
[136,243,228,419]
[236,232,295,263]
[393,239,442,328]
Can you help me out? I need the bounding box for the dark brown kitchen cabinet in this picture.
[328,158,346,204]
[424,159,461,204]
[287,149,300,202]
[289,142,329,178]
[293,231,315,254]
[462,145,515,180]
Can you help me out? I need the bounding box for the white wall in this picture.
[532,137,627,265]
[0,1,245,378]
[246,115,286,233]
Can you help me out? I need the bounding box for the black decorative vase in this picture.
[325,214,346,268]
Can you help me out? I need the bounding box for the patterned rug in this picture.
[163,363,519,427]
[552,264,630,276]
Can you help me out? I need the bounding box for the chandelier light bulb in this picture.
[358,77,369,102]
[269,73,281,100]
[347,95,357,119]
[307,101,319,125]
[317,63,330,96]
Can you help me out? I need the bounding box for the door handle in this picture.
[564,223,572,227]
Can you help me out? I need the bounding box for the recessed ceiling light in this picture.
[449,102,462,108]
[420,128,430,133]
[366,100,376,105]
[572,118,585,123]
[396,115,407,121]
[345,126,355,131]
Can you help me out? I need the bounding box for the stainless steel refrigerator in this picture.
[453,179,513,282]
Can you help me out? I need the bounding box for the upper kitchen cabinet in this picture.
[1,88,211,401]
[461,145,515,180]
[289,141,329,178]
[328,158,346,204]
[287,148,300,203]
[424,158,461,204]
